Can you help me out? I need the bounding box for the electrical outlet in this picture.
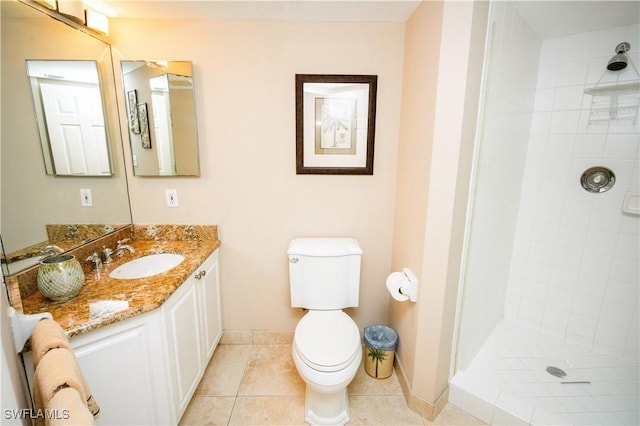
[165,189,179,207]
[80,188,93,207]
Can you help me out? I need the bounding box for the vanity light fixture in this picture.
[35,0,116,36]
[85,8,109,35]
[145,60,169,70]
[83,0,115,36]
[83,0,116,18]
[57,0,85,24]
[34,0,57,10]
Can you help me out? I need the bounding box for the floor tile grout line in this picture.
[227,343,257,425]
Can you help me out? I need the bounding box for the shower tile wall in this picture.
[456,0,541,372]
[506,23,640,360]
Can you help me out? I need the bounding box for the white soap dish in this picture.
[622,191,640,216]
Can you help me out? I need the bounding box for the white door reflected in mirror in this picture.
[26,60,113,176]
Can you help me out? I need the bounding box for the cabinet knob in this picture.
[195,270,206,280]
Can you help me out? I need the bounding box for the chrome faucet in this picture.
[102,239,135,264]
[114,239,135,256]
[39,244,64,257]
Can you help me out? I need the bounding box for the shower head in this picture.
[607,42,631,71]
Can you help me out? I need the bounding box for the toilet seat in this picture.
[294,310,361,373]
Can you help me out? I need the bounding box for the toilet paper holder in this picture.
[387,268,418,302]
[399,268,418,302]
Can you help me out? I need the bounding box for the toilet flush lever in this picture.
[289,256,299,263]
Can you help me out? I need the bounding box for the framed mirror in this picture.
[121,60,200,176]
[1,1,132,276]
[26,59,113,176]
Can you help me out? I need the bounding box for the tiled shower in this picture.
[507,20,639,363]
[452,1,639,425]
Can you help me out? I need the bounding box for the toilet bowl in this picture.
[292,310,362,426]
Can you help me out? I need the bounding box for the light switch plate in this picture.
[165,189,179,207]
[80,188,93,207]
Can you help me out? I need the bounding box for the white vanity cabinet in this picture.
[164,249,222,418]
[164,275,204,418]
[22,248,222,425]
[23,309,173,424]
[197,249,222,363]
[64,311,172,424]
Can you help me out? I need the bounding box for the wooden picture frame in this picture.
[137,102,151,149]
[127,89,140,134]
[295,74,377,175]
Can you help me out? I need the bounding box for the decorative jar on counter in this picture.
[37,254,85,302]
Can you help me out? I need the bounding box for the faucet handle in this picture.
[116,238,130,247]
[86,252,103,271]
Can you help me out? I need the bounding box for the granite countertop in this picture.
[20,238,220,340]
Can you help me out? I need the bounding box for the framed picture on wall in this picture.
[127,90,140,134]
[137,103,151,149]
[295,74,377,175]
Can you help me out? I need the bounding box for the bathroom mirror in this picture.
[121,60,200,176]
[1,0,132,276]
[26,59,113,176]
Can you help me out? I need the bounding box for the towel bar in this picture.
[8,307,52,352]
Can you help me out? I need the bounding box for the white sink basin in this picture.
[109,253,185,279]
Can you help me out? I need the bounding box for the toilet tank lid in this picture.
[288,238,362,256]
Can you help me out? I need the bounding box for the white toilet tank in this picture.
[288,238,362,310]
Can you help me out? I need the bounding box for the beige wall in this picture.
[389,0,488,416]
[1,288,31,425]
[110,19,405,331]
[112,4,489,414]
[390,0,444,394]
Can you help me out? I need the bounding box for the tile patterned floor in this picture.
[450,320,640,425]
[180,340,485,425]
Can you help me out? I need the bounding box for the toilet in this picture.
[288,238,363,426]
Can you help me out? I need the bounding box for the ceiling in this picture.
[10,0,635,39]
[108,0,639,39]
[110,0,422,22]
[515,1,640,39]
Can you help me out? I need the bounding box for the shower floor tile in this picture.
[450,320,640,425]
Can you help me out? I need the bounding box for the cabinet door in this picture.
[23,311,173,425]
[164,278,203,417]
[72,316,170,425]
[196,249,222,362]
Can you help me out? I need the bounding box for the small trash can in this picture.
[363,325,398,379]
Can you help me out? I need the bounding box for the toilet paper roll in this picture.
[386,272,409,302]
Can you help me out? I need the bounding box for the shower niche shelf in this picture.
[583,81,640,95]
[584,81,640,126]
